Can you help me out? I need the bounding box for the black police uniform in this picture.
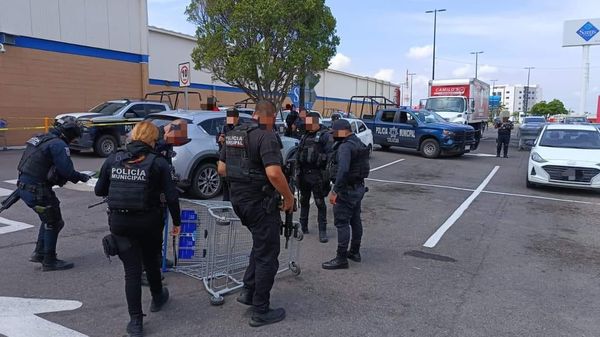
[220,120,284,319]
[217,123,237,201]
[17,128,89,271]
[323,133,370,269]
[296,126,332,241]
[496,120,513,157]
[94,141,181,332]
[284,110,299,137]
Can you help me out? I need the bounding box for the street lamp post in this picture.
[425,9,446,80]
[470,51,484,79]
[408,72,416,107]
[490,79,498,93]
[523,67,534,115]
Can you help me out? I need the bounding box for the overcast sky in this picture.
[148,0,600,113]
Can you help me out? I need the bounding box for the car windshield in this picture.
[146,115,192,128]
[523,117,545,123]
[565,117,588,123]
[425,97,465,113]
[539,129,600,149]
[89,102,127,115]
[416,110,447,123]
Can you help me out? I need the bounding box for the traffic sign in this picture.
[289,86,300,106]
[178,62,191,87]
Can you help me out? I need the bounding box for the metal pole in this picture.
[523,67,534,115]
[185,87,189,110]
[426,9,446,80]
[408,73,416,107]
[580,45,590,114]
[470,51,483,79]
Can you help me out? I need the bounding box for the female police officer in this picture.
[95,121,181,337]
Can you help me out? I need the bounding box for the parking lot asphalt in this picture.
[1,129,599,337]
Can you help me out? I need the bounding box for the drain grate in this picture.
[403,250,457,262]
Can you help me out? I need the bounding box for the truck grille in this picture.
[453,131,475,143]
[542,165,600,184]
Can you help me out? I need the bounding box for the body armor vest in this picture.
[298,131,327,169]
[327,136,370,184]
[224,124,268,182]
[18,133,62,181]
[107,151,156,211]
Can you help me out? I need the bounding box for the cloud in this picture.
[479,65,498,75]
[406,45,433,60]
[329,53,351,71]
[374,69,395,82]
[452,64,472,78]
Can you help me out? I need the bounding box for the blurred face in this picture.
[299,110,307,120]
[226,116,238,125]
[306,116,320,131]
[333,129,352,138]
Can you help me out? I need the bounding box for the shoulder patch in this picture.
[26,137,41,146]
[65,147,71,157]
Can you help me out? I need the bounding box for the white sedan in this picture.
[527,124,600,190]
[322,118,374,154]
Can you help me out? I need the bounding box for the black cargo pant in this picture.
[19,185,64,258]
[333,184,366,255]
[110,212,164,317]
[497,134,510,157]
[233,199,281,313]
[298,170,328,232]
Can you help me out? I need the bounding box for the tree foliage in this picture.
[529,99,568,116]
[186,0,340,106]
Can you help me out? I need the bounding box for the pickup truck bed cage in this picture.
[144,90,202,109]
[347,96,398,119]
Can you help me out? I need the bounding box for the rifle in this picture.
[88,198,108,209]
[0,189,20,214]
[281,159,299,249]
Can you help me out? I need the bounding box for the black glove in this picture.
[78,172,90,183]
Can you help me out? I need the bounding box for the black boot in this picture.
[126,314,144,337]
[322,253,349,270]
[301,224,309,234]
[249,307,286,327]
[29,242,44,263]
[347,246,362,262]
[319,231,328,243]
[150,287,169,312]
[236,288,253,306]
[42,253,74,272]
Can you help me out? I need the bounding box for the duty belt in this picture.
[109,208,157,215]
[17,181,48,193]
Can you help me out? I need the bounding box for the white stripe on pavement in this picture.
[3,179,18,185]
[366,178,473,192]
[0,187,13,197]
[482,190,600,206]
[0,217,34,235]
[369,159,405,172]
[423,166,500,248]
[465,153,498,157]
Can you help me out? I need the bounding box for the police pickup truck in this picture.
[361,107,479,158]
[55,99,170,157]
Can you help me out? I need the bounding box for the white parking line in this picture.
[0,187,13,197]
[483,190,600,206]
[366,178,473,192]
[0,217,34,235]
[370,159,405,172]
[3,179,18,185]
[423,166,500,248]
[465,153,498,157]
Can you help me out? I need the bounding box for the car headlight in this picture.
[531,152,547,163]
[442,130,455,137]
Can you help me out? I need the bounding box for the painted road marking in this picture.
[0,187,13,197]
[3,179,18,184]
[423,166,500,248]
[465,153,498,157]
[483,190,600,206]
[370,159,405,172]
[0,296,87,337]
[0,217,34,235]
[366,178,473,192]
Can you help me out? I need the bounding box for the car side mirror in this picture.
[469,99,475,112]
[124,112,136,118]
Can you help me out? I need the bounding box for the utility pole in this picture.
[490,79,498,93]
[408,72,416,107]
[523,67,535,115]
[470,51,484,79]
[425,9,446,80]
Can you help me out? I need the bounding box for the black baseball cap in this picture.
[331,119,351,131]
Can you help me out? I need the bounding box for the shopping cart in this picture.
[170,199,302,305]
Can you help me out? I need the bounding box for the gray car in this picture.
[146,110,299,199]
[517,116,546,150]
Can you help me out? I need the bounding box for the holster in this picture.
[261,185,280,214]
[102,233,131,258]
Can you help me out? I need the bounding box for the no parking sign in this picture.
[178,62,191,87]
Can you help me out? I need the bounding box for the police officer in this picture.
[296,112,332,242]
[218,100,294,327]
[216,108,240,201]
[17,117,90,271]
[95,121,181,337]
[322,119,370,270]
[284,104,298,137]
[495,116,513,158]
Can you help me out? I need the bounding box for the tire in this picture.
[526,175,536,189]
[191,163,222,199]
[210,296,224,306]
[420,139,441,158]
[94,134,118,157]
[380,145,391,151]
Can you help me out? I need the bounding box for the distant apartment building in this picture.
[492,84,543,114]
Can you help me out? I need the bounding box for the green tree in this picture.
[186,0,340,107]
[529,101,549,116]
[530,99,568,116]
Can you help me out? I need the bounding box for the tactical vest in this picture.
[298,131,328,169]
[18,133,62,181]
[224,124,268,182]
[107,151,156,211]
[327,136,370,184]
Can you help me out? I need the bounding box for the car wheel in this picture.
[94,135,118,157]
[420,139,441,159]
[380,145,390,151]
[191,163,222,199]
[526,175,536,189]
